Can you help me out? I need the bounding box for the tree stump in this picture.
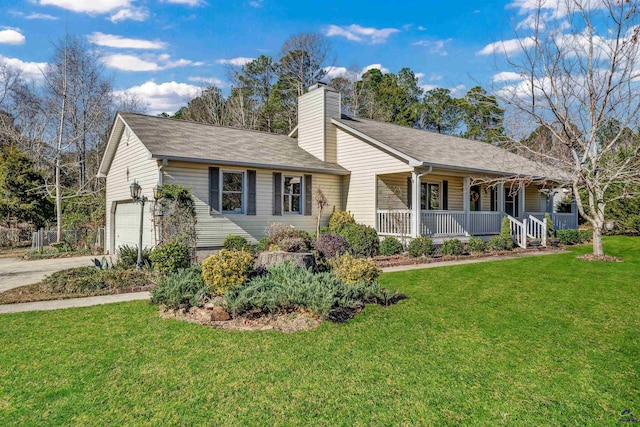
[255,251,317,271]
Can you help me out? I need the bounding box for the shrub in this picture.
[43,267,155,294]
[441,238,464,256]
[255,237,269,252]
[150,241,191,273]
[407,236,434,257]
[578,229,593,242]
[380,237,403,255]
[487,235,510,251]
[557,229,580,245]
[117,244,152,269]
[329,253,380,285]
[150,264,206,310]
[328,210,355,234]
[467,236,485,253]
[279,237,308,252]
[314,233,349,259]
[545,212,554,237]
[339,223,379,258]
[499,216,514,249]
[264,223,311,250]
[223,235,248,251]
[201,249,254,295]
[224,262,401,320]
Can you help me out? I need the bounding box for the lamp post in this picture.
[129,181,147,270]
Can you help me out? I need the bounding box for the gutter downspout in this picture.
[412,166,433,237]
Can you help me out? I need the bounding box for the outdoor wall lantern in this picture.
[129,181,147,270]
[153,184,162,201]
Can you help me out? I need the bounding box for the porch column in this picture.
[497,182,505,213]
[463,176,471,235]
[411,170,421,237]
[518,185,526,219]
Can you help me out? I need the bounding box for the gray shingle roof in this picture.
[333,115,560,179]
[119,113,349,175]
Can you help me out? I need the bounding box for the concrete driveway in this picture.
[0,255,98,293]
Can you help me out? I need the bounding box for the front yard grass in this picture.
[0,236,638,426]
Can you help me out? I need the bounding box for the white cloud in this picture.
[414,72,425,79]
[362,63,390,74]
[249,0,263,7]
[429,73,443,81]
[0,29,26,45]
[325,24,400,44]
[114,80,200,115]
[188,76,226,86]
[25,13,59,20]
[450,84,466,96]
[110,7,148,22]
[507,0,606,19]
[102,54,202,71]
[216,57,255,66]
[420,84,438,92]
[0,55,47,80]
[38,0,131,13]
[88,32,165,49]
[417,26,426,31]
[477,36,537,55]
[492,71,524,82]
[322,66,354,81]
[163,0,205,5]
[412,38,452,56]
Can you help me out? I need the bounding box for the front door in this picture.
[504,189,519,217]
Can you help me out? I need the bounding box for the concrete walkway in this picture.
[0,255,99,293]
[381,249,565,273]
[0,292,150,315]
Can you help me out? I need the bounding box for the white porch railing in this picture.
[554,213,578,230]
[377,209,412,237]
[508,215,527,248]
[421,211,466,236]
[525,211,578,231]
[527,215,547,246]
[469,211,504,235]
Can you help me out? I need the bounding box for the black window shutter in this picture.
[442,180,449,210]
[490,187,496,211]
[407,177,412,209]
[273,172,282,216]
[304,174,312,216]
[247,170,256,215]
[209,167,220,214]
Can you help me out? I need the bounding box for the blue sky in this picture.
[1,0,542,114]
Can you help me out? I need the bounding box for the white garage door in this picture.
[114,202,153,253]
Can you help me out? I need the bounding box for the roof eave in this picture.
[152,154,350,176]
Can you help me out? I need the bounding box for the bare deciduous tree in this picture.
[279,32,333,96]
[495,0,640,257]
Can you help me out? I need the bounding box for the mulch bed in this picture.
[576,254,624,262]
[160,306,322,333]
[373,246,562,268]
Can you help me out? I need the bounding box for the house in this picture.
[98,83,578,255]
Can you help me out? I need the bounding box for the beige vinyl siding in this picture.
[323,91,340,163]
[480,185,492,211]
[336,128,411,227]
[525,185,546,212]
[162,162,341,247]
[377,174,410,210]
[105,125,159,253]
[297,89,325,161]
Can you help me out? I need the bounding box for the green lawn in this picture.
[1,237,638,426]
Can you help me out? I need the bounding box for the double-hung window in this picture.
[222,171,244,213]
[283,175,302,214]
[421,182,441,210]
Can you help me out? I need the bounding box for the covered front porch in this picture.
[375,170,578,247]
